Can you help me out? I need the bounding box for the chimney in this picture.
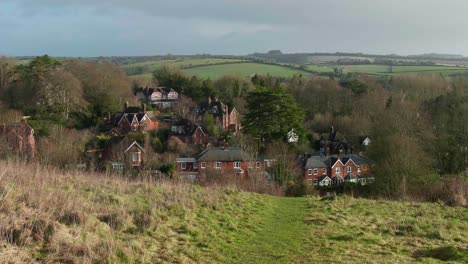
[338,149,343,160]
[141,103,146,113]
[325,146,330,157]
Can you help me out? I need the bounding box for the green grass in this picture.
[338,64,468,76]
[182,62,312,79]
[306,65,336,73]
[299,196,468,263]
[122,58,247,73]
[2,162,467,263]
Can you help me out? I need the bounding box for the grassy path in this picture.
[225,196,309,263]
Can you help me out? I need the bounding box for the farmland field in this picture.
[182,62,312,79]
[306,65,335,73]
[338,64,468,75]
[122,58,248,74]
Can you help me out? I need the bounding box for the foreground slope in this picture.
[0,162,467,263]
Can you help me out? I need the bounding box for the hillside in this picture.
[1,161,467,263]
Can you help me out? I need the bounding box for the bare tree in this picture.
[173,95,196,120]
[0,57,16,102]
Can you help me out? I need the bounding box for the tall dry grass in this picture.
[0,160,252,263]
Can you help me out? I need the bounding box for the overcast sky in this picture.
[1,0,468,57]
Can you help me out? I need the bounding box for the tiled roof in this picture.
[305,154,373,169]
[197,147,251,161]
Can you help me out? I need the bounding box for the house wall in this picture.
[229,109,239,132]
[303,167,328,183]
[176,161,198,171]
[191,129,208,145]
[303,158,372,184]
[197,161,253,175]
[139,118,158,131]
[125,145,144,167]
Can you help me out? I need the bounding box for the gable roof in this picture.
[124,141,145,153]
[191,126,206,137]
[305,154,373,169]
[197,147,250,162]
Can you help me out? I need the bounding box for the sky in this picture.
[1,0,468,57]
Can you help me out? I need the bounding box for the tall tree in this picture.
[243,86,305,144]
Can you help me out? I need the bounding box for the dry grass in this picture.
[0,160,272,263]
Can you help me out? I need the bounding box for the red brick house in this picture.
[303,153,373,186]
[171,123,208,146]
[176,147,273,180]
[0,117,35,159]
[88,137,146,173]
[192,97,240,133]
[107,103,158,134]
[124,141,145,168]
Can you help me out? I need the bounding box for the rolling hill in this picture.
[1,161,467,263]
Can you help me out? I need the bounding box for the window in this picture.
[322,168,327,174]
[313,168,318,175]
[308,169,313,175]
[132,152,140,162]
[215,162,222,169]
[335,167,341,174]
[234,162,241,169]
[256,162,261,168]
[357,166,361,173]
[266,160,272,167]
[193,163,198,169]
[201,162,206,169]
[347,166,352,173]
[308,179,314,185]
[313,179,318,185]
[181,162,186,170]
[322,179,330,186]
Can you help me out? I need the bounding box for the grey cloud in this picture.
[1,0,468,56]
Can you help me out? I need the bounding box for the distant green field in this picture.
[306,65,335,73]
[182,62,312,79]
[123,58,248,74]
[338,64,468,75]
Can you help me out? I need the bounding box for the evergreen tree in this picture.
[243,86,305,144]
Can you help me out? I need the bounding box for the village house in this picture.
[303,152,374,186]
[135,86,179,109]
[87,136,146,173]
[192,97,240,133]
[106,103,158,135]
[171,124,209,146]
[175,147,273,181]
[319,127,371,156]
[0,117,35,159]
